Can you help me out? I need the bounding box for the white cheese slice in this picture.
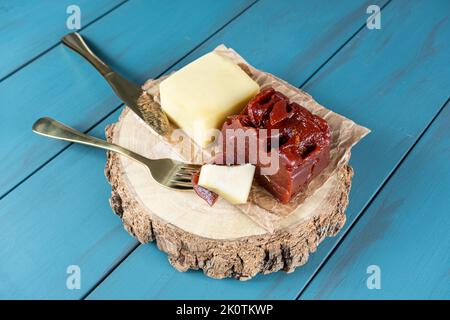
[159,52,259,146]
[198,164,256,204]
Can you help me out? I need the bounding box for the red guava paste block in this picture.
[217,87,331,204]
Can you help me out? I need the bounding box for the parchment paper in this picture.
[142,45,370,232]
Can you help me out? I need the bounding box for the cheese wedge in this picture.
[198,164,255,204]
[159,52,259,146]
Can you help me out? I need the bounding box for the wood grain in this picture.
[0,111,139,299]
[0,0,125,80]
[300,101,450,299]
[106,103,353,279]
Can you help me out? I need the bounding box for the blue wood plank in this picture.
[162,0,386,88]
[300,101,450,299]
[293,0,450,299]
[91,243,306,300]
[87,0,450,299]
[0,110,140,299]
[0,0,254,198]
[0,0,125,80]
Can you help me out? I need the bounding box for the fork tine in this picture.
[179,164,201,171]
[150,160,199,190]
[168,181,193,189]
[178,168,198,174]
[175,172,194,179]
[168,185,192,190]
[169,178,192,186]
[178,167,200,176]
[171,176,192,184]
[173,186,193,190]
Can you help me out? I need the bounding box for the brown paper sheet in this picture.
[142,45,370,232]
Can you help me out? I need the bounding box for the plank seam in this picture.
[299,0,391,88]
[0,104,123,202]
[80,243,141,300]
[0,0,129,84]
[296,96,450,300]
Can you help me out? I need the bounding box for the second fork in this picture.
[32,117,200,190]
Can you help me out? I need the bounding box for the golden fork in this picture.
[32,117,199,190]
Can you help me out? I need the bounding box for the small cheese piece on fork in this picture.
[159,52,259,147]
[198,164,255,204]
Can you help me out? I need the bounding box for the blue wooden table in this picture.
[0,0,449,300]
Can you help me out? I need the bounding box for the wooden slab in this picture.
[106,108,353,279]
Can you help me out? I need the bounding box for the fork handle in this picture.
[32,117,149,165]
[61,32,112,77]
